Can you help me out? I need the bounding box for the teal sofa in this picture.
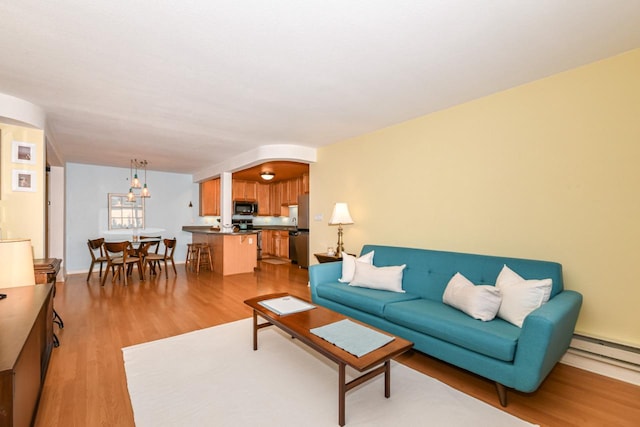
[309,244,582,406]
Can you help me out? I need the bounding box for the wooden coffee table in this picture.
[244,293,413,426]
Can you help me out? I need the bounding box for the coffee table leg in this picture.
[252,310,258,351]
[385,360,390,398]
[339,362,346,426]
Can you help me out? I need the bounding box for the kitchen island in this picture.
[182,226,257,275]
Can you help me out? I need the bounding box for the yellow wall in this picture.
[0,123,46,257]
[310,49,640,347]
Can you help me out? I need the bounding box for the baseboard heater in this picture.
[561,334,640,386]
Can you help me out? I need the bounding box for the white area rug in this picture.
[123,318,536,427]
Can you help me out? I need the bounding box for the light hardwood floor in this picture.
[36,261,639,426]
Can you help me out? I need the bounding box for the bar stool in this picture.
[196,244,213,273]
[185,243,201,272]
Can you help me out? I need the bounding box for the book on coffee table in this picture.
[258,296,316,315]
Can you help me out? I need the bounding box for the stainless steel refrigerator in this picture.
[294,194,309,268]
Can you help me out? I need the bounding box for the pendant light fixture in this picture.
[128,159,151,201]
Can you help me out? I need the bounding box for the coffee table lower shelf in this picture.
[245,293,413,426]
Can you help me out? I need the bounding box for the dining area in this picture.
[86,236,177,285]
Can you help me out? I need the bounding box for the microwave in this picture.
[234,202,258,215]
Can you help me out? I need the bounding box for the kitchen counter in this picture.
[254,225,299,232]
[183,226,257,275]
[183,225,299,233]
[182,226,258,235]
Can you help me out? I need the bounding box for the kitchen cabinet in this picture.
[277,181,289,209]
[261,230,289,258]
[278,231,290,258]
[232,179,257,202]
[289,177,302,204]
[269,182,282,216]
[226,173,307,216]
[200,178,220,216]
[191,231,257,275]
[262,230,273,255]
[272,230,289,258]
[256,183,270,216]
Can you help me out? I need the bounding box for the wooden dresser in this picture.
[0,284,54,427]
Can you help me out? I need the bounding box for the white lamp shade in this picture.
[329,203,354,225]
[0,239,36,288]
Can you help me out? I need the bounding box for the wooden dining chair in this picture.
[143,238,177,278]
[139,235,161,253]
[87,238,109,281]
[101,241,144,286]
[140,235,161,271]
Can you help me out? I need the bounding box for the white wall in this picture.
[310,49,640,347]
[0,123,46,256]
[48,165,65,279]
[65,163,199,273]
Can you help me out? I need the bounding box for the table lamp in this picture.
[329,202,354,256]
[0,239,36,288]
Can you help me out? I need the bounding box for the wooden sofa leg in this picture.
[495,382,508,407]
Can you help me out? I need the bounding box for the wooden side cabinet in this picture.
[314,253,343,263]
[0,284,54,427]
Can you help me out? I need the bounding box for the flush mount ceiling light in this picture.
[260,171,275,181]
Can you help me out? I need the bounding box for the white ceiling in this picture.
[1,1,639,175]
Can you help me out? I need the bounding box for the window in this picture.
[108,193,145,230]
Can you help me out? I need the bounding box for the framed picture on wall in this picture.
[12,169,37,192]
[12,140,36,164]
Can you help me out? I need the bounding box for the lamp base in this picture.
[336,225,345,256]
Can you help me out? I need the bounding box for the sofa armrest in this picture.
[309,262,343,300]
[512,290,583,392]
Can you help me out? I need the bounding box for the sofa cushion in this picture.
[384,298,521,362]
[495,265,553,327]
[339,250,374,283]
[496,264,552,302]
[442,272,502,321]
[316,282,420,317]
[349,262,406,293]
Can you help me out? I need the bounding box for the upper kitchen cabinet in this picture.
[302,173,309,194]
[270,182,282,216]
[257,183,270,216]
[286,177,301,205]
[200,178,220,216]
[232,179,257,202]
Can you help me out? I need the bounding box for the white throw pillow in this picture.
[338,250,374,283]
[349,262,406,293]
[442,273,502,321]
[495,265,553,327]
